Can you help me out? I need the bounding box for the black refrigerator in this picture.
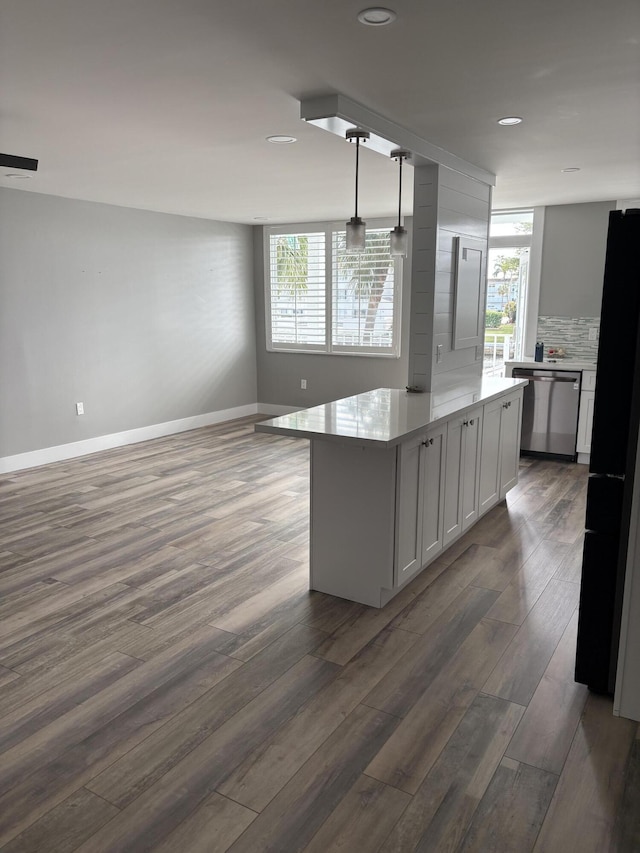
[575,208,640,693]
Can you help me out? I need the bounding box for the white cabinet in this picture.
[461,411,483,530]
[577,371,597,456]
[499,392,522,497]
[478,398,502,514]
[309,386,524,607]
[478,389,523,515]
[443,408,482,545]
[394,423,446,586]
[577,392,595,454]
[420,424,447,564]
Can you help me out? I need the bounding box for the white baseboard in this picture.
[0,403,259,474]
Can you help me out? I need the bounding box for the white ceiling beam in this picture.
[300,93,495,187]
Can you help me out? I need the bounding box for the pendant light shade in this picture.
[345,129,369,252]
[390,149,410,257]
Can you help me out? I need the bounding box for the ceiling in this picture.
[1,0,639,224]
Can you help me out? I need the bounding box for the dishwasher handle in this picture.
[522,375,577,382]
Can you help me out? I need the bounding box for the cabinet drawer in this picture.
[582,370,597,391]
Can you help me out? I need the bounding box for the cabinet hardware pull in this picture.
[470,418,475,425]
[422,437,434,446]
[463,420,469,427]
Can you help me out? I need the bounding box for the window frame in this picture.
[487,207,543,362]
[264,219,402,358]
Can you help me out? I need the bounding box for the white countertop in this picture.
[255,378,527,448]
[506,359,597,371]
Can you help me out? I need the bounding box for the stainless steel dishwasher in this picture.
[512,368,581,460]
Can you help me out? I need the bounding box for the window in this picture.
[484,209,536,375]
[265,221,401,357]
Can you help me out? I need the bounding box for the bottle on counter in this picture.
[534,341,544,362]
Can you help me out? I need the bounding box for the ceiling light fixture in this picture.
[4,173,32,179]
[266,135,297,144]
[497,116,523,126]
[390,149,410,257]
[357,7,397,25]
[345,128,369,252]
[561,167,581,173]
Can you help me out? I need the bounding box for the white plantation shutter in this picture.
[332,229,396,354]
[266,222,400,357]
[268,232,326,350]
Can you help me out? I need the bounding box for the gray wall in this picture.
[0,188,256,457]
[254,226,411,408]
[538,200,614,317]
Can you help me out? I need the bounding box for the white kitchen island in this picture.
[256,378,528,607]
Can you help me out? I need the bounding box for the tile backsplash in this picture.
[536,316,600,363]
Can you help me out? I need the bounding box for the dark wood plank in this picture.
[224,705,400,853]
[615,728,640,851]
[391,544,499,635]
[85,623,329,809]
[379,693,524,853]
[459,757,558,852]
[76,655,341,852]
[532,694,637,853]
[485,540,571,626]
[364,584,499,717]
[0,631,242,846]
[303,774,410,853]
[483,578,580,706]
[505,611,588,773]
[366,618,518,794]
[0,651,142,753]
[154,793,257,853]
[218,626,416,812]
[0,787,120,853]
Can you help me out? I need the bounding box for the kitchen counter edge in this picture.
[255,379,528,449]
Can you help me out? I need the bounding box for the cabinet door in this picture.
[420,424,447,564]
[394,434,423,585]
[461,409,483,531]
[499,392,523,498]
[479,398,502,515]
[577,390,595,454]
[443,417,465,546]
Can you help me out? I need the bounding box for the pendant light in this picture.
[345,129,370,252]
[390,149,410,257]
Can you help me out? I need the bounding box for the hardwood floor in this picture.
[0,416,638,852]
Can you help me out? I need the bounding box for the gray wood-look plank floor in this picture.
[0,415,638,852]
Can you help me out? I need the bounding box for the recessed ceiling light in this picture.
[561,167,581,173]
[5,172,32,179]
[253,216,269,221]
[357,7,397,25]
[497,116,523,126]
[266,135,297,144]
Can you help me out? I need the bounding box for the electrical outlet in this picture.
[589,327,599,341]
[300,379,307,390]
[76,402,84,415]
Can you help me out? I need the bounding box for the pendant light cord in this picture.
[397,154,403,226]
[354,137,360,220]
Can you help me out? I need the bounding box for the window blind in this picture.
[332,229,395,352]
[269,232,326,349]
[266,222,400,357]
